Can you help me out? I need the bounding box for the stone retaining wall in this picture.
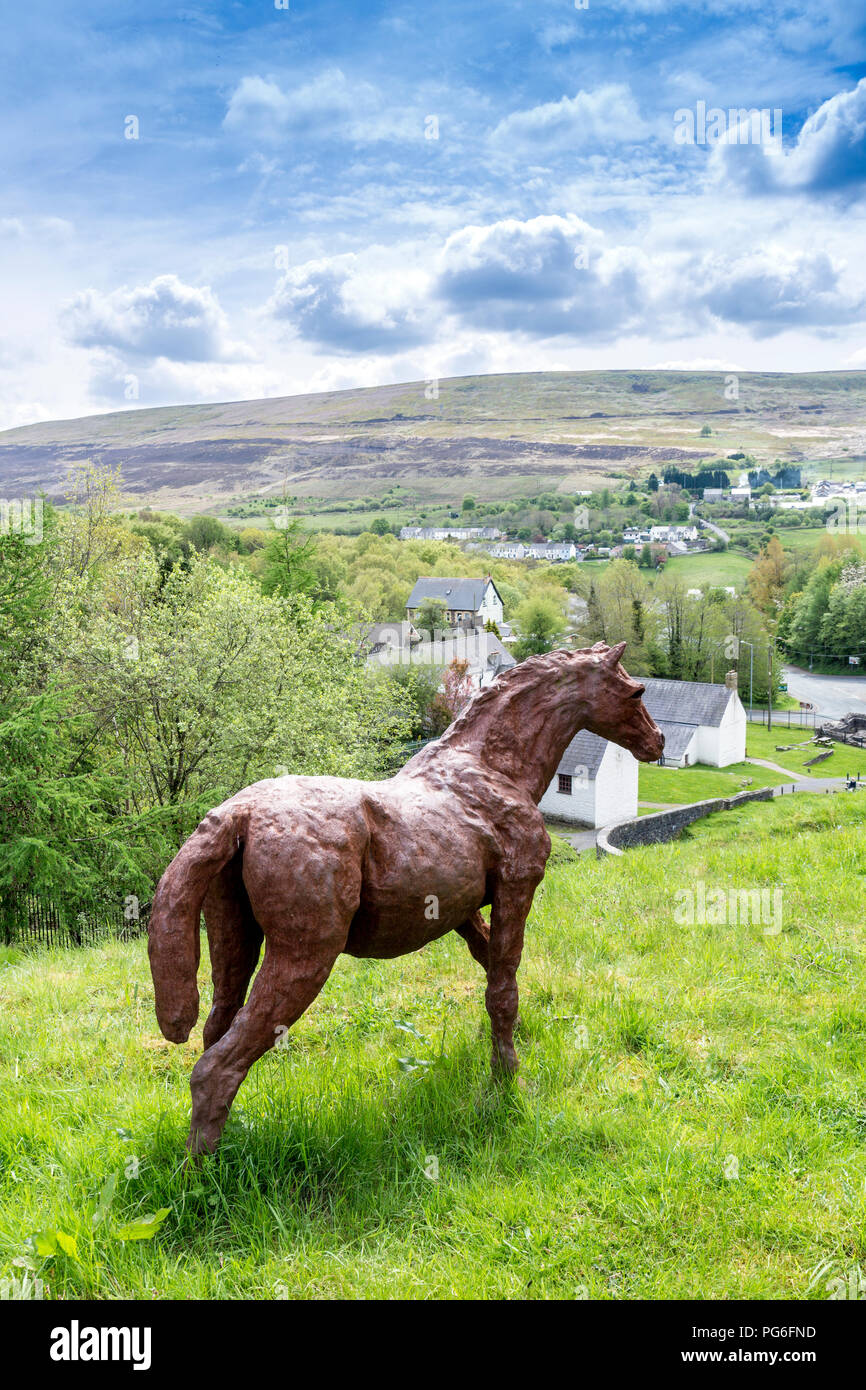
[596,788,775,858]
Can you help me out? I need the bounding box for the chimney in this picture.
[725,669,738,690]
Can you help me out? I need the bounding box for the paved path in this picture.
[745,756,806,780]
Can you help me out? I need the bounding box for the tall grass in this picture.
[1,793,864,1299]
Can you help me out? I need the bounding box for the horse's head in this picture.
[577,641,664,762]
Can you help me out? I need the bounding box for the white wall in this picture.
[479,581,504,627]
[538,742,638,829]
[695,693,746,767]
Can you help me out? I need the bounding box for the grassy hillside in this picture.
[1,792,864,1300]
[1,369,864,516]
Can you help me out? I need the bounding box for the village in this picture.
[363,572,752,835]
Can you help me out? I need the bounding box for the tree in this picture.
[512,595,565,659]
[63,553,413,858]
[461,495,476,512]
[700,424,712,437]
[261,517,319,599]
[416,597,448,634]
[747,536,787,614]
[431,658,475,725]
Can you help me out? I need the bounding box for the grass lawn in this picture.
[1,793,865,1300]
[638,758,786,804]
[657,550,753,591]
[744,726,852,778]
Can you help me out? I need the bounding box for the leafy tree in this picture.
[261,517,319,599]
[416,597,448,634]
[512,595,566,659]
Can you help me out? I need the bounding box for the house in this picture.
[399,526,503,541]
[539,729,638,829]
[406,576,504,630]
[703,488,725,503]
[365,625,515,688]
[359,621,420,656]
[642,673,746,768]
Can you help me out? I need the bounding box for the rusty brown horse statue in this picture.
[148,640,664,1153]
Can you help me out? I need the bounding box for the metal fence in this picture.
[0,888,149,949]
[746,707,820,729]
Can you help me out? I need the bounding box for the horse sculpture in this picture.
[148,641,664,1153]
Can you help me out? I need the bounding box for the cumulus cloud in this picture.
[434,214,651,339]
[268,254,431,351]
[696,248,865,333]
[711,78,866,197]
[223,69,415,145]
[60,274,252,362]
[489,85,653,152]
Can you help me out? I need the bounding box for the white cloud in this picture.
[268,253,432,351]
[223,69,417,145]
[489,85,653,152]
[60,274,253,363]
[710,78,866,197]
[0,216,73,240]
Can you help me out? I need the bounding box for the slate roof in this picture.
[406,577,492,612]
[642,677,734,729]
[653,720,698,759]
[555,729,608,780]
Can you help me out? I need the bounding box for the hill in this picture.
[1,369,865,517]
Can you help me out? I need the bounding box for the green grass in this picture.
[743,725,850,778]
[2,792,865,1300]
[657,550,753,591]
[638,758,786,804]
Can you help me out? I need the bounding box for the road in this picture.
[689,503,730,545]
[782,664,866,718]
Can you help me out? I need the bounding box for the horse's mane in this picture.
[438,647,578,745]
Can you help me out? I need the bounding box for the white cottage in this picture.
[539,729,638,829]
[406,576,504,630]
[642,674,746,768]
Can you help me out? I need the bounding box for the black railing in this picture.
[0,888,149,949]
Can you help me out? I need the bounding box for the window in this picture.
[558,774,572,795]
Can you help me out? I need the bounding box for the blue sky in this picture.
[2,0,866,426]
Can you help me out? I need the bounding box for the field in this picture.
[653,549,754,591]
[2,793,865,1300]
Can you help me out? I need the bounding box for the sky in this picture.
[1,0,866,429]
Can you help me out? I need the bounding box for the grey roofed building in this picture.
[406,576,487,612]
[652,721,697,761]
[553,727,608,780]
[642,676,733,728]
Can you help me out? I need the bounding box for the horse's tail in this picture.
[148,802,248,1042]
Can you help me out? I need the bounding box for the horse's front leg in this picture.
[485,878,539,1077]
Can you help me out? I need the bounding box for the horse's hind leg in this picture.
[202,853,263,1052]
[456,911,490,971]
[187,939,341,1155]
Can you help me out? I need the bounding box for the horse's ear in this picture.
[605,641,627,666]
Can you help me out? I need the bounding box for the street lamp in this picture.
[739,639,755,717]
